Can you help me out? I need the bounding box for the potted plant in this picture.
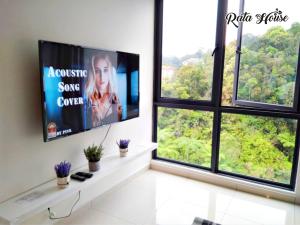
[116,139,130,157]
[54,161,71,188]
[84,144,104,172]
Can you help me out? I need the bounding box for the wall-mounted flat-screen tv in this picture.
[39,40,139,142]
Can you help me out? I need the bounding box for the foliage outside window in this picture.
[233,0,300,108]
[219,113,296,184]
[237,25,300,106]
[157,107,213,168]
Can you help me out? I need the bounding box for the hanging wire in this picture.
[48,191,81,220]
[99,100,114,145]
[100,123,112,145]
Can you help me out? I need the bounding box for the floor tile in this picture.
[127,170,235,212]
[167,180,234,212]
[227,191,294,225]
[55,206,134,225]
[91,182,159,225]
[144,199,224,225]
[294,205,300,225]
[54,170,296,225]
[222,214,263,225]
[125,170,173,207]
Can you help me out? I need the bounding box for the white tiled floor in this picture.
[55,170,300,225]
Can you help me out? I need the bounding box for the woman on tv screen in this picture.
[85,54,122,128]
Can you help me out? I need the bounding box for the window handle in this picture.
[212,46,219,56]
[236,48,243,54]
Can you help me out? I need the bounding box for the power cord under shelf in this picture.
[48,190,81,220]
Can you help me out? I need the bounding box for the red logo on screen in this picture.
[47,122,57,138]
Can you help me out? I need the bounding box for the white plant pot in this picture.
[57,176,70,188]
[119,148,128,157]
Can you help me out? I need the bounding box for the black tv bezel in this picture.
[38,40,140,142]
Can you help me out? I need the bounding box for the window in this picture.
[233,0,300,110]
[160,0,218,101]
[157,107,213,168]
[219,113,297,184]
[154,0,300,190]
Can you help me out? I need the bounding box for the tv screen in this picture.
[39,40,139,142]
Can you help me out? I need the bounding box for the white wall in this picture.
[0,0,154,203]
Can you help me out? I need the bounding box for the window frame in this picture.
[153,0,300,190]
[232,0,300,112]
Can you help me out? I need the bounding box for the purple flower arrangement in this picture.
[116,139,130,149]
[54,161,71,178]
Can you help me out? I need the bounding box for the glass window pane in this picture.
[161,0,218,100]
[157,107,213,168]
[236,0,300,107]
[219,113,297,184]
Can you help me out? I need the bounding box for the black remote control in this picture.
[76,172,93,178]
[70,174,86,181]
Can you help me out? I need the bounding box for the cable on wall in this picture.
[100,102,113,145]
[100,123,112,145]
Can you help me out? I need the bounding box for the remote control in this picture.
[76,172,93,178]
[70,174,86,181]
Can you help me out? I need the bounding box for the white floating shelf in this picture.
[0,143,157,225]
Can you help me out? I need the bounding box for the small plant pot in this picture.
[119,148,128,157]
[57,176,70,188]
[89,161,100,172]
